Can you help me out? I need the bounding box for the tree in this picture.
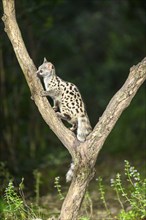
[2,0,146,219]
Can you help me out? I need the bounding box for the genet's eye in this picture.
[40,70,43,73]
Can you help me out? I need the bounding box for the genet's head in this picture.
[36,58,55,78]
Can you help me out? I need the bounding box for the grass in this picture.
[0,158,145,220]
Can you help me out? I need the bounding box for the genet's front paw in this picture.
[53,106,58,112]
[40,91,48,97]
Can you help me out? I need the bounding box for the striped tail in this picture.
[77,114,92,142]
[66,115,92,182]
[66,162,74,182]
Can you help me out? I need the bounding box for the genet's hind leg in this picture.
[56,112,77,131]
[53,100,59,112]
[56,112,71,121]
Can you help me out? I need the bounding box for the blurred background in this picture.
[0,0,145,203]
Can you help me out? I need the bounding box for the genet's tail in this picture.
[66,162,74,182]
[77,114,92,142]
[66,115,92,182]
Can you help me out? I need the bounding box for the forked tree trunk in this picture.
[2,1,146,219]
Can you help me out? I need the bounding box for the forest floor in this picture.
[0,155,146,220]
[28,154,145,220]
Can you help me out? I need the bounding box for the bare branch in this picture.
[87,57,146,161]
[2,0,77,160]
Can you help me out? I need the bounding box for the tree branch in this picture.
[2,0,78,160]
[87,58,146,162]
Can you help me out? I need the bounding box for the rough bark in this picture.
[2,0,146,219]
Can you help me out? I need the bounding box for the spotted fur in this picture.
[37,58,92,181]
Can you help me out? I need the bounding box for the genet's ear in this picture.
[43,57,47,63]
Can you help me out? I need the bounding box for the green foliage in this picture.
[3,180,26,219]
[118,209,139,220]
[97,160,146,220]
[79,217,90,220]
[97,176,112,217]
[54,176,64,200]
[1,178,47,220]
[116,160,146,220]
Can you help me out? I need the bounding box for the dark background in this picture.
[0,0,146,193]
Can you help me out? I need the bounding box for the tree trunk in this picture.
[2,0,146,219]
[60,165,95,219]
